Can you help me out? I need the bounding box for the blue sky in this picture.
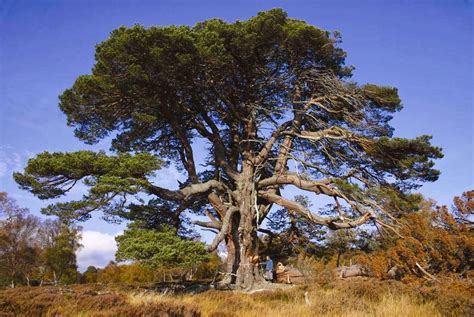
[1,0,472,269]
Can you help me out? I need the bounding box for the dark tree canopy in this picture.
[15,9,442,288]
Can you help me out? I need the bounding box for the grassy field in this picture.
[0,278,472,316]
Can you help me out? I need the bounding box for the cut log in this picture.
[275,262,305,284]
[335,264,368,278]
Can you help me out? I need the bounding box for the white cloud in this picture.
[153,164,186,189]
[76,230,122,272]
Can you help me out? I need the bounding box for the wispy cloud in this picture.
[0,145,27,179]
[0,162,7,178]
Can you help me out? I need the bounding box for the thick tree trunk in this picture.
[223,220,262,289]
[237,196,263,289]
[235,216,259,289]
[223,215,240,284]
[234,169,263,289]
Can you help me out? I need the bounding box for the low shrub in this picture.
[417,278,473,317]
[0,285,200,317]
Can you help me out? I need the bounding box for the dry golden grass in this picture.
[1,278,471,316]
[127,282,443,317]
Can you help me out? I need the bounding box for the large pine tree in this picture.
[15,9,442,289]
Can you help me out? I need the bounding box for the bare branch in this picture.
[258,173,332,194]
[207,206,238,252]
[147,179,228,202]
[191,119,239,180]
[259,191,374,229]
[192,220,222,230]
[254,120,292,165]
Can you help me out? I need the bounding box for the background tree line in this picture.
[0,192,80,287]
[81,254,221,285]
[0,191,221,287]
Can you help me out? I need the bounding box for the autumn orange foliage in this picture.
[353,192,473,280]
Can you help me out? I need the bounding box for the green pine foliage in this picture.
[115,226,209,270]
[14,151,161,222]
